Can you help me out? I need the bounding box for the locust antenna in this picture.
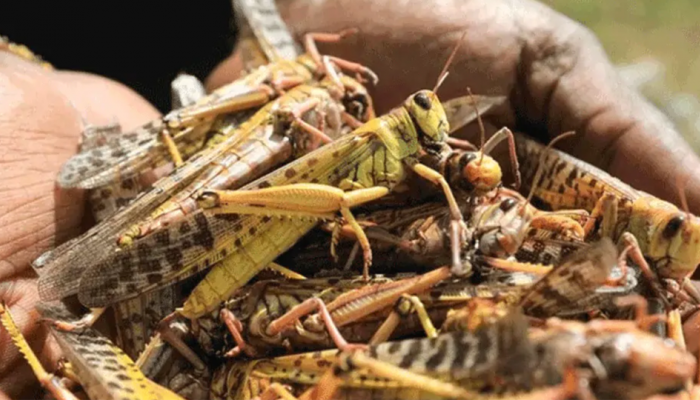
[676,173,691,218]
[465,87,486,165]
[433,30,468,94]
[521,131,576,215]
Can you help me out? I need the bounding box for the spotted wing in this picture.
[57,119,212,189]
[75,133,377,307]
[35,112,254,301]
[519,238,617,317]
[36,302,185,400]
[515,133,637,212]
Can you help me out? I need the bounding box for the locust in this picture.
[0,301,186,400]
[282,295,696,400]
[53,35,515,325]
[310,132,587,275]
[154,268,452,368]
[515,133,700,302]
[155,238,629,372]
[116,70,374,247]
[38,68,375,361]
[34,64,374,297]
[56,23,377,191]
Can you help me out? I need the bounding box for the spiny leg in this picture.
[614,295,667,331]
[0,302,81,400]
[302,29,377,85]
[265,262,307,280]
[280,96,334,144]
[199,184,390,278]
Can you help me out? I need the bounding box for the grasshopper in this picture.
[315,132,587,275]
[56,26,377,191]
[34,65,374,300]
[59,36,509,323]
[116,69,374,247]
[159,239,628,370]
[515,133,700,301]
[292,296,696,400]
[0,301,186,400]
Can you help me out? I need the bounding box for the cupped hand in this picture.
[208,0,700,214]
[0,52,159,398]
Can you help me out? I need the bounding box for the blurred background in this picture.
[2,1,699,151]
[543,0,700,153]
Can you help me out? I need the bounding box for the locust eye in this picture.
[499,198,517,212]
[414,93,432,110]
[662,215,685,239]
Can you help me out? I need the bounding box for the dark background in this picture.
[1,1,237,112]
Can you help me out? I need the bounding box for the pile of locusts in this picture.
[4,2,700,400]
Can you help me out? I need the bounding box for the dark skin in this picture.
[2,0,700,397]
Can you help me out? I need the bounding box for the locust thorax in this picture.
[630,196,700,280]
[591,332,694,399]
[441,150,503,195]
[403,90,450,153]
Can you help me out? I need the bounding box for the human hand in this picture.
[0,51,159,398]
[207,0,700,214]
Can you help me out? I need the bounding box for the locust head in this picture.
[632,196,700,280]
[404,90,449,153]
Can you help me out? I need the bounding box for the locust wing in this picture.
[36,302,185,400]
[75,133,377,308]
[519,238,621,317]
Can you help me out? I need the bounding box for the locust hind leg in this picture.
[0,302,81,400]
[198,184,390,279]
[264,298,368,353]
